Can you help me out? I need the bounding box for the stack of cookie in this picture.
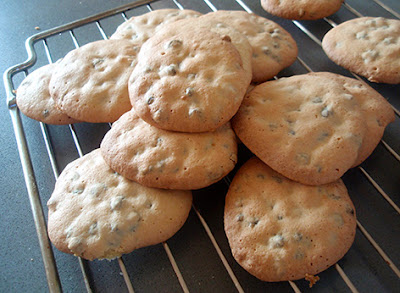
[14,6,396,285]
[16,9,299,125]
[100,13,254,189]
[233,72,395,186]
[227,1,398,283]
[226,71,395,282]
[26,9,298,261]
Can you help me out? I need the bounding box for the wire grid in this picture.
[4,0,400,292]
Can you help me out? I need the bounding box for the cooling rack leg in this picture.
[9,108,62,293]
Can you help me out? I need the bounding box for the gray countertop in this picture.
[1,0,399,292]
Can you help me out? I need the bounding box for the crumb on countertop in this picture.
[305,273,320,288]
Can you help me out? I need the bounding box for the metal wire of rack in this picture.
[3,0,399,292]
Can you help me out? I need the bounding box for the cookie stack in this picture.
[16,9,298,125]
[233,72,395,186]
[226,72,394,281]
[31,9,299,262]
[15,7,396,285]
[100,13,255,190]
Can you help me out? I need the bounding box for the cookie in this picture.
[49,39,140,123]
[232,72,367,185]
[308,72,395,167]
[261,0,344,20]
[128,24,250,132]
[16,63,77,124]
[322,17,400,84]
[110,9,202,43]
[224,157,356,282]
[100,110,237,190]
[201,10,298,82]
[47,149,192,260]
[160,17,253,85]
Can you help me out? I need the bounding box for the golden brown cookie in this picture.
[128,23,250,132]
[224,157,356,281]
[232,72,367,185]
[100,110,237,190]
[49,39,140,123]
[16,63,77,124]
[47,149,192,260]
[201,10,298,82]
[261,0,344,20]
[322,17,400,84]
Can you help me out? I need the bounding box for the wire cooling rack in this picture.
[3,0,400,292]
